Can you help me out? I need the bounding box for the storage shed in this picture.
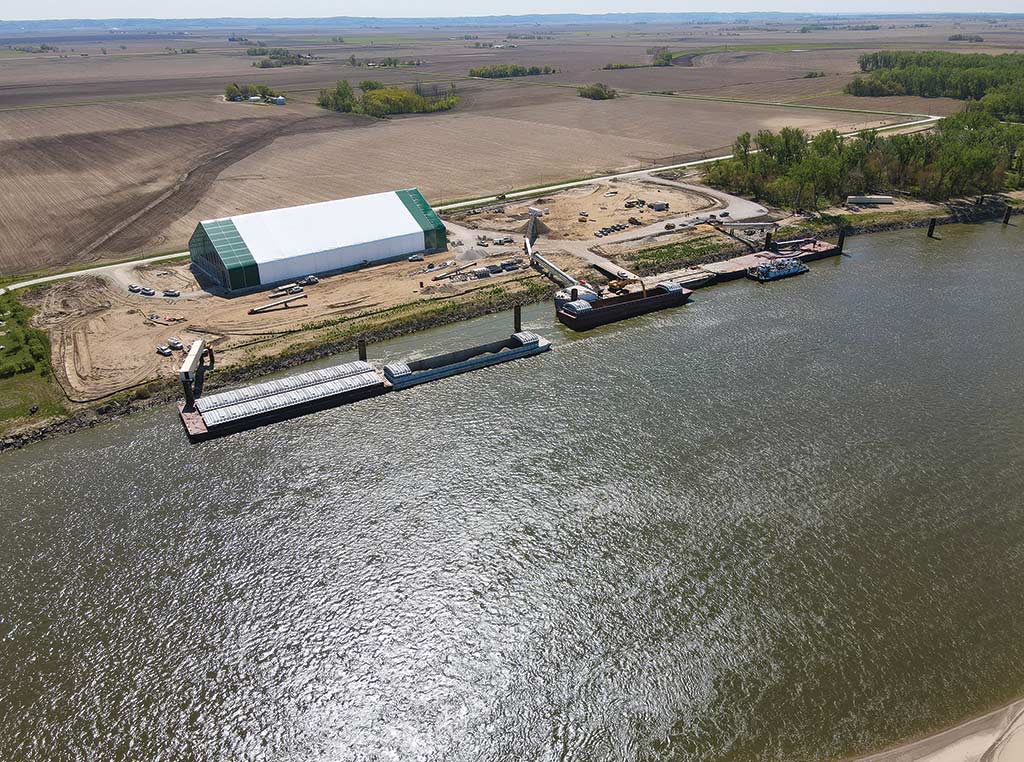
[189,189,446,292]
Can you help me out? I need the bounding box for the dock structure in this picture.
[527,239,577,287]
[697,239,841,282]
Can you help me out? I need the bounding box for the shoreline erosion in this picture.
[1,201,1019,454]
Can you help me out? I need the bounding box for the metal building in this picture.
[188,188,446,292]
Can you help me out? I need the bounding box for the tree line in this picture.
[0,294,50,379]
[577,83,617,100]
[468,64,554,78]
[317,80,459,117]
[224,83,280,100]
[845,50,1024,121]
[705,112,1024,209]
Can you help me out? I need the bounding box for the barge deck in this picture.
[179,332,551,442]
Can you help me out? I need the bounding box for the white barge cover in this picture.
[196,360,381,428]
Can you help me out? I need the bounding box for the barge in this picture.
[556,281,692,331]
[179,359,387,442]
[383,331,550,389]
[179,330,551,442]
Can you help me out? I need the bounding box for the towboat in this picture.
[746,257,809,282]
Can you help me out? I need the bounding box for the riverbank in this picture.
[2,199,1021,454]
[0,277,554,452]
[850,698,1024,762]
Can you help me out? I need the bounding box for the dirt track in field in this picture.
[0,111,369,276]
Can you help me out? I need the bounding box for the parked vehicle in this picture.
[128,284,141,293]
[720,211,730,217]
[156,345,172,356]
[167,337,183,350]
[305,275,319,284]
[288,286,304,295]
[162,289,180,298]
[665,223,676,230]
[140,287,156,296]
[408,254,425,262]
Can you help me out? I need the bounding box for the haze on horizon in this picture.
[4,0,1023,21]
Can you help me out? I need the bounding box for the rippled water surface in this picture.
[2,223,1024,761]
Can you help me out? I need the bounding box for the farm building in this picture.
[188,189,446,292]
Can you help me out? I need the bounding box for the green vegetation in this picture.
[973,83,1024,123]
[0,293,49,379]
[318,80,458,117]
[804,71,826,78]
[629,235,731,274]
[348,56,423,67]
[251,48,310,68]
[469,64,555,78]
[604,46,673,70]
[949,34,984,42]
[359,80,384,91]
[577,83,617,100]
[0,292,64,426]
[651,48,675,67]
[845,51,1024,114]
[705,112,1024,208]
[224,83,280,101]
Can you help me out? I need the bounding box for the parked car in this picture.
[128,283,141,293]
[167,337,183,350]
[408,254,424,262]
[156,345,172,356]
[288,286,304,295]
[305,275,319,284]
[665,223,676,230]
[162,289,180,298]
[720,211,730,217]
[140,287,156,296]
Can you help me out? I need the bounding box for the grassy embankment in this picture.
[624,233,743,275]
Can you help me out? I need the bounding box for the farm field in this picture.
[2,15,1024,278]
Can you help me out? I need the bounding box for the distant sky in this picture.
[3,0,1022,20]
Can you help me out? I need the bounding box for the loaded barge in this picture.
[384,331,549,389]
[556,281,692,331]
[178,326,550,442]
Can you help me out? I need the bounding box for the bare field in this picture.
[0,18,1002,278]
[139,87,900,255]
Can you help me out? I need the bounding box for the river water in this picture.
[2,223,1023,762]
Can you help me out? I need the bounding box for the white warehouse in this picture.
[188,189,447,292]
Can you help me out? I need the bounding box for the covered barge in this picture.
[179,359,387,442]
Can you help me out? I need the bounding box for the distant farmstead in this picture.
[188,189,447,292]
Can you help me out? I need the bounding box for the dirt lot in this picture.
[23,244,580,401]
[448,179,716,240]
[2,17,996,278]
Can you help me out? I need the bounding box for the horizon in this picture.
[5,7,1024,23]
